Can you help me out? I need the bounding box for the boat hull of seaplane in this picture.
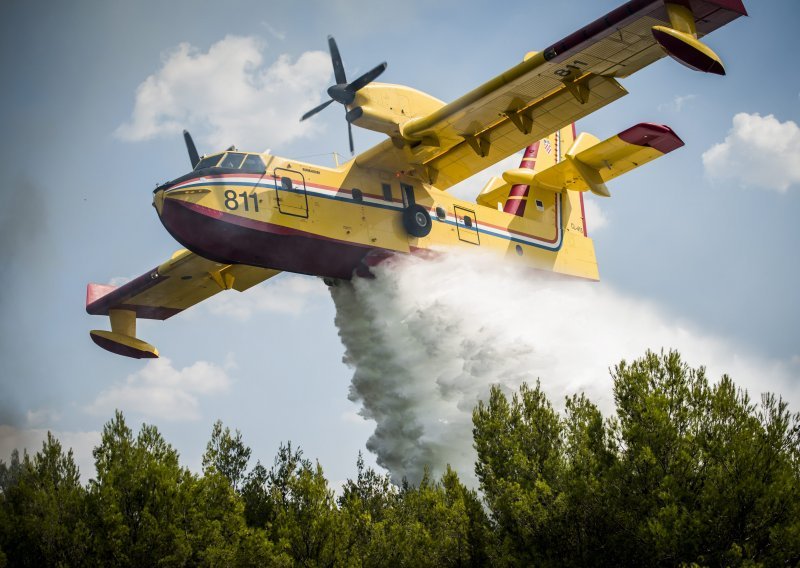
[154,181,379,281]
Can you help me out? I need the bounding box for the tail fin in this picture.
[477,121,683,222]
[503,124,576,216]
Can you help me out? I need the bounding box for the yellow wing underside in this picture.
[356,1,743,190]
[86,249,281,319]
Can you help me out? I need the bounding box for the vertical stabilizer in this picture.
[504,124,577,218]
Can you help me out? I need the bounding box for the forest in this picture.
[1,350,798,567]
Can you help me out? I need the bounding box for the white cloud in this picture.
[205,274,328,321]
[658,94,696,112]
[0,425,100,483]
[702,112,800,192]
[86,358,231,422]
[115,36,332,150]
[583,196,608,232]
[25,408,61,427]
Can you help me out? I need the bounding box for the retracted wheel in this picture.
[402,204,432,238]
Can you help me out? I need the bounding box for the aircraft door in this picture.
[273,167,309,218]
[454,205,480,245]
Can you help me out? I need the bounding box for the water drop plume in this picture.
[330,250,798,487]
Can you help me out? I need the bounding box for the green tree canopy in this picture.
[473,350,800,567]
[202,419,252,492]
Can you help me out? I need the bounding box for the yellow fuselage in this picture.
[154,153,599,282]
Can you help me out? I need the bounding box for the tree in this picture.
[609,352,800,566]
[202,419,252,492]
[88,411,192,566]
[268,443,340,566]
[241,460,271,528]
[0,434,89,567]
[473,350,800,567]
[473,381,568,566]
[337,452,394,566]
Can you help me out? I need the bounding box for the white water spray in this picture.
[331,250,798,487]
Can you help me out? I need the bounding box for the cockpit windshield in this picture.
[195,154,222,170]
[219,152,245,168]
[194,152,265,174]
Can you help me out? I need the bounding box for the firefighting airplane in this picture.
[86,0,746,358]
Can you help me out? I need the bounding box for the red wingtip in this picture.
[618,123,685,154]
[86,283,117,311]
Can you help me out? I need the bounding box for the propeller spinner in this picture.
[300,36,387,155]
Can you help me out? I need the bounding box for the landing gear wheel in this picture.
[402,204,432,238]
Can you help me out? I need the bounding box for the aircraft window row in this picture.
[194,153,265,173]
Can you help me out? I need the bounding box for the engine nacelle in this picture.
[346,83,445,138]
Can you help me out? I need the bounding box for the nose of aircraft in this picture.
[152,188,166,216]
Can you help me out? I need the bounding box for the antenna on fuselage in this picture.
[333,152,341,167]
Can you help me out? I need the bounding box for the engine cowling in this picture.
[346,83,445,137]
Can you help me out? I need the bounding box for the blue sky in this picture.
[1,0,798,484]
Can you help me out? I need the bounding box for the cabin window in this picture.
[535,199,544,211]
[195,154,222,170]
[463,215,473,228]
[281,176,293,191]
[382,183,392,202]
[219,152,246,168]
[351,188,363,203]
[435,206,446,220]
[241,154,266,173]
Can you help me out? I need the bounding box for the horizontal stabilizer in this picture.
[476,176,510,210]
[501,123,684,197]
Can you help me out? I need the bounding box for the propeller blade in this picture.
[183,130,200,168]
[348,120,354,155]
[347,62,387,93]
[300,98,335,121]
[328,36,347,85]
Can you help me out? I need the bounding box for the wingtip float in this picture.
[87,0,746,358]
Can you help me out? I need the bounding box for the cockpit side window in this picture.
[241,154,266,174]
[219,152,246,169]
[195,154,222,170]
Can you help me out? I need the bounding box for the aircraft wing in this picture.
[356,0,746,190]
[86,249,280,358]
